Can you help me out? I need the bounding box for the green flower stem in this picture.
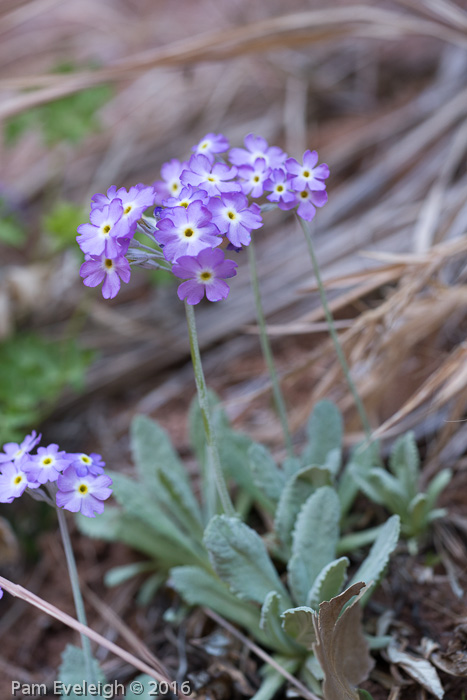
[184,301,235,517]
[247,239,294,457]
[298,215,372,440]
[56,507,96,684]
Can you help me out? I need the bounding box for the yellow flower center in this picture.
[227,211,236,220]
[253,176,260,182]
[14,475,23,485]
[207,177,215,182]
[300,191,308,199]
[78,484,88,495]
[303,170,310,177]
[200,271,212,281]
[104,259,113,269]
[277,185,284,192]
[124,205,132,215]
[102,225,111,234]
[42,457,53,466]
[184,228,194,238]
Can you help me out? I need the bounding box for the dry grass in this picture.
[1,0,466,456]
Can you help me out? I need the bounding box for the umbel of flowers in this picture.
[76,133,329,300]
[0,432,112,518]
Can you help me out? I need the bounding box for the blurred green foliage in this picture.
[0,332,93,443]
[42,200,87,252]
[0,196,27,248]
[4,62,112,147]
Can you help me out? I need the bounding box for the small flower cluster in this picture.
[0,432,112,518]
[76,133,329,302]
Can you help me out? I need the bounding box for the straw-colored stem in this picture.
[56,507,96,684]
[185,301,235,517]
[247,239,294,456]
[298,216,372,439]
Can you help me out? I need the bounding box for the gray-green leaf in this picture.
[204,515,290,605]
[58,644,105,698]
[260,592,299,654]
[249,443,286,505]
[275,465,332,552]
[389,431,420,499]
[288,486,341,605]
[349,515,400,600]
[281,606,316,650]
[307,557,350,609]
[170,565,266,643]
[302,400,343,475]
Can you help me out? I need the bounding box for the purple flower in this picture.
[161,185,209,212]
[285,150,329,192]
[80,252,131,299]
[153,159,188,204]
[0,458,38,503]
[155,201,222,262]
[181,154,240,196]
[210,192,263,248]
[264,168,296,208]
[91,185,155,226]
[56,466,113,518]
[173,248,237,305]
[192,133,229,161]
[0,431,41,464]
[26,444,71,484]
[294,188,328,221]
[237,159,271,198]
[69,453,105,477]
[77,200,132,258]
[229,134,286,169]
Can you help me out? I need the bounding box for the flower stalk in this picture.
[247,239,294,457]
[184,301,235,517]
[56,507,96,684]
[298,215,372,440]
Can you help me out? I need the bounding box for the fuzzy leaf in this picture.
[249,443,286,505]
[131,416,203,529]
[104,562,155,587]
[58,644,105,697]
[77,507,185,565]
[349,515,400,599]
[204,515,290,605]
[275,465,332,551]
[260,592,299,654]
[131,415,186,488]
[109,472,207,566]
[389,431,420,499]
[426,468,452,511]
[313,583,374,700]
[339,439,381,516]
[288,486,341,605]
[250,657,300,700]
[302,400,343,475]
[170,565,267,644]
[307,557,350,609]
[125,674,156,700]
[350,465,408,515]
[281,606,316,649]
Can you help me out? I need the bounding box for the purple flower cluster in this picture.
[76,133,329,303]
[0,432,112,518]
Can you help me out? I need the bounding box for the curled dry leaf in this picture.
[430,624,467,678]
[312,582,374,700]
[386,643,444,698]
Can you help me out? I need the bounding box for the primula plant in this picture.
[0,431,113,686]
[0,131,452,699]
